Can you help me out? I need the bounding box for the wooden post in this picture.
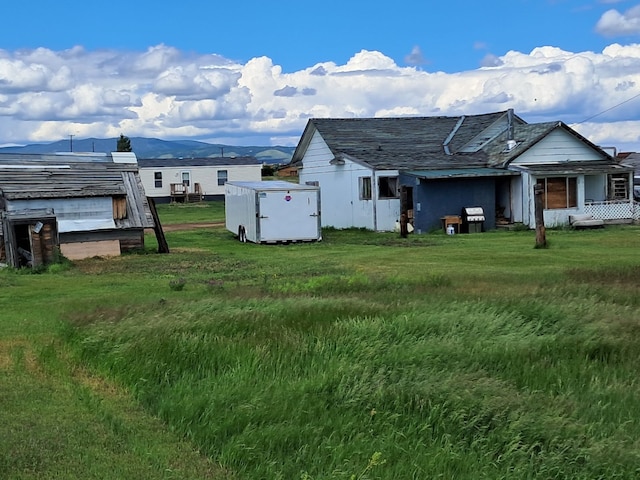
[147,197,170,254]
[534,184,547,248]
[399,213,408,238]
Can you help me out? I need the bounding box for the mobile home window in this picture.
[537,177,577,209]
[181,171,190,186]
[217,170,228,186]
[154,171,162,188]
[359,177,372,200]
[378,176,399,199]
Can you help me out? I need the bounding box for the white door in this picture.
[181,171,191,193]
[258,190,319,241]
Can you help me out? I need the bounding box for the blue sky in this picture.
[2,0,640,151]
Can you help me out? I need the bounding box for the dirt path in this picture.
[160,222,224,232]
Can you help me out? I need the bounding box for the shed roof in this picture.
[0,152,154,228]
[0,159,137,199]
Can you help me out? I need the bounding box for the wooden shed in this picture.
[0,152,155,266]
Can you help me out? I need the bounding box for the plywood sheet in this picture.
[60,240,121,260]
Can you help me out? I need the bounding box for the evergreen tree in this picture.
[117,134,132,152]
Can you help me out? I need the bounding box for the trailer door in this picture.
[258,189,319,242]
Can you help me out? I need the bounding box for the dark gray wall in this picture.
[401,175,496,233]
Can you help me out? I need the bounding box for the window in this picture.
[217,170,228,186]
[378,176,399,199]
[154,171,162,188]
[181,171,190,187]
[537,177,577,209]
[359,176,372,200]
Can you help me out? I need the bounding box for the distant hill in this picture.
[0,137,296,164]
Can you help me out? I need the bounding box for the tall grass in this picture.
[4,203,640,478]
[54,222,640,479]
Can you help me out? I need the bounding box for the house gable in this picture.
[509,128,608,166]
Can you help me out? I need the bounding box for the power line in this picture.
[577,91,640,124]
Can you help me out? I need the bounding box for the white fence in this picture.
[584,200,640,223]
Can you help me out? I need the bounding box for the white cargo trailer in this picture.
[225,181,321,243]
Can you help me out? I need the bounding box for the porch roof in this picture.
[509,161,632,176]
[404,167,518,180]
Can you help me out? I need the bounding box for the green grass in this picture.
[3,205,640,479]
[154,200,225,224]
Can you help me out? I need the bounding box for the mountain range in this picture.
[0,137,296,164]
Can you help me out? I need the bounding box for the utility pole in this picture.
[69,134,74,152]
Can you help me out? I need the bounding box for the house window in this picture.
[154,171,162,188]
[217,170,228,186]
[537,177,577,209]
[359,177,372,200]
[181,171,190,187]
[378,176,399,199]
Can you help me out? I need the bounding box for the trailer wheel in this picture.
[238,225,247,242]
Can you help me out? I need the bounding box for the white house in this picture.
[289,110,635,232]
[138,157,262,202]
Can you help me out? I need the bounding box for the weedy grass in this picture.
[155,200,226,225]
[3,204,640,479]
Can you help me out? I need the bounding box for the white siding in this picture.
[511,129,607,165]
[298,131,401,231]
[299,131,375,229]
[139,164,261,198]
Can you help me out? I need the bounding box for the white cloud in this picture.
[596,5,640,36]
[1,43,640,151]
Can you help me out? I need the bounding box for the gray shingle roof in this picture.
[292,111,513,170]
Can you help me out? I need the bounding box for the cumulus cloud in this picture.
[2,43,640,151]
[596,5,640,36]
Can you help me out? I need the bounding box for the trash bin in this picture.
[461,207,485,233]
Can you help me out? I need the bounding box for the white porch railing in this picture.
[584,200,640,222]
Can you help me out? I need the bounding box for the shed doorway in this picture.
[2,211,59,268]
